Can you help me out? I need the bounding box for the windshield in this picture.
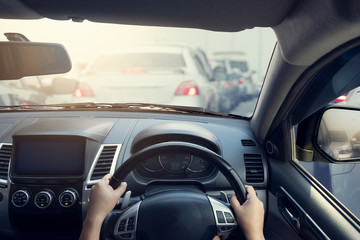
[0,19,276,117]
[91,53,186,71]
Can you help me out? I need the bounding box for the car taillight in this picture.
[175,81,199,96]
[224,83,230,88]
[332,94,347,103]
[123,66,145,74]
[73,83,95,97]
[238,79,244,84]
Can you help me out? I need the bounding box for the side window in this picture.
[297,86,360,220]
[300,161,360,218]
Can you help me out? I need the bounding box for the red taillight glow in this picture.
[224,83,230,88]
[74,89,85,97]
[175,81,199,96]
[123,66,145,74]
[73,83,95,97]
[332,94,347,103]
[238,79,244,84]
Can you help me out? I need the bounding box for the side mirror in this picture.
[0,41,71,80]
[297,106,360,163]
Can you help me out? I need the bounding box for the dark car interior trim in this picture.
[17,0,298,31]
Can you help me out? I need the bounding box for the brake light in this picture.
[73,83,95,97]
[123,66,145,74]
[224,83,230,88]
[175,81,199,96]
[332,94,347,103]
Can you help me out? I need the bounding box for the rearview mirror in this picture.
[0,41,71,80]
[317,108,360,162]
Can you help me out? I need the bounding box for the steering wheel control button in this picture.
[114,201,140,240]
[34,190,53,209]
[120,219,127,226]
[216,211,226,223]
[59,189,78,208]
[12,190,30,207]
[220,226,233,231]
[224,212,235,223]
[127,224,134,231]
[208,196,238,237]
[120,233,132,239]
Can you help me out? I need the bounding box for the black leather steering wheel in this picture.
[106,141,247,240]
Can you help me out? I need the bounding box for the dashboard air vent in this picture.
[90,145,118,181]
[0,144,12,181]
[244,154,264,183]
[241,139,256,146]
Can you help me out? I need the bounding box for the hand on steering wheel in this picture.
[105,141,248,240]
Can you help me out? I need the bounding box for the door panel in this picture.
[267,158,360,239]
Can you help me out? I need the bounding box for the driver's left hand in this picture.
[80,174,127,240]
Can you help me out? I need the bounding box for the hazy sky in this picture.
[0,19,276,81]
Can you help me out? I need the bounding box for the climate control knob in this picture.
[12,190,30,207]
[35,191,53,209]
[59,189,78,208]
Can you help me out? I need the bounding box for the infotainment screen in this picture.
[12,136,85,176]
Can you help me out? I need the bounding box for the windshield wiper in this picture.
[0,102,243,118]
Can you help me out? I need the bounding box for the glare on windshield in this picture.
[0,19,276,117]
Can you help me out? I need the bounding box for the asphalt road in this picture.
[230,98,258,117]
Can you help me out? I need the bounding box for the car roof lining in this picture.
[1,0,359,66]
[273,0,360,66]
[1,0,297,31]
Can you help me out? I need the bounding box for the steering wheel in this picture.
[105,141,247,240]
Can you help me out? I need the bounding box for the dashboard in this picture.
[0,110,268,239]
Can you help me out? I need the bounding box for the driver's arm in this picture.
[230,185,265,240]
[80,174,127,240]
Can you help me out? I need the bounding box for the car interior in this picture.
[0,0,360,239]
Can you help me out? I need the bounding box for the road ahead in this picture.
[230,98,258,117]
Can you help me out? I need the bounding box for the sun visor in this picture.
[0,0,42,19]
[19,0,297,31]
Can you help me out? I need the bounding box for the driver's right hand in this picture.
[230,185,265,240]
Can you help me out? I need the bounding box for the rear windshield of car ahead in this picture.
[91,53,186,71]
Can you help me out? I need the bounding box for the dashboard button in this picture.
[12,190,30,207]
[59,189,78,208]
[35,191,53,209]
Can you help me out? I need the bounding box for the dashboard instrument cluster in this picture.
[136,151,215,179]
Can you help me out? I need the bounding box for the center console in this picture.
[8,135,87,239]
